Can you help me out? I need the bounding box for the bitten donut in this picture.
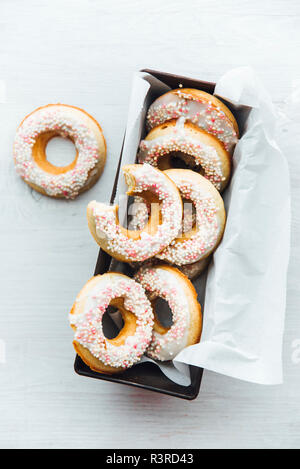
[135,265,202,361]
[87,164,183,262]
[146,88,239,154]
[138,118,231,191]
[156,169,225,266]
[13,104,106,198]
[69,273,154,374]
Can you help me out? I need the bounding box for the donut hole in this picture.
[182,198,197,235]
[156,151,204,175]
[170,151,196,170]
[102,298,137,345]
[119,191,162,238]
[153,297,174,334]
[127,196,149,231]
[46,136,77,167]
[102,305,124,339]
[32,131,78,175]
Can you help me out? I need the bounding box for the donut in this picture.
[135,265,202,361]
[138,119,231,191]
[146,88,239,154]
[156,169,225,266]
[13,104,106,198]
[87,163,183,262]
[69,272,154,374]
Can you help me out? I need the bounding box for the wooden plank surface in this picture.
[0,0,299,449]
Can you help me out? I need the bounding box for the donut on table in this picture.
[138,118,231,191]
[156,169,225,266]
[69,272,154,374]
[87,164,183,263]
[13,104,106,198]
[135,265,202,361]
[146,88,239,154]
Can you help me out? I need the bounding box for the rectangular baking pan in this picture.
[74,68,241,400]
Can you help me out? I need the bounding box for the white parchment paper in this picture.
[175,67,291,385]
[113,67,290,386]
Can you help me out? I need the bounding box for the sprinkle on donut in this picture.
[13,104,106,198]
[146,88,238,154]
[70,273,154,371]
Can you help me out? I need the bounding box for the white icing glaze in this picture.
[146,90,238,153]
[135,266,191,361]
[14,105,104,198]
[70,274,153,369]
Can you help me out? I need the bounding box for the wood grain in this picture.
[0,0,299,449]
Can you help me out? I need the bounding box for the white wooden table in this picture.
[0,0,300,449]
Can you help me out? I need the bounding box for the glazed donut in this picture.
[13,104,106,198]
[156,169,225,266]
[138,119,231,191]
[135,265,202,361]
[146,88,239,154]
[87,164,183,262]
[69,272,154,374]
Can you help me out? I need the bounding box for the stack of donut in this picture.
[71,88,239,374]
